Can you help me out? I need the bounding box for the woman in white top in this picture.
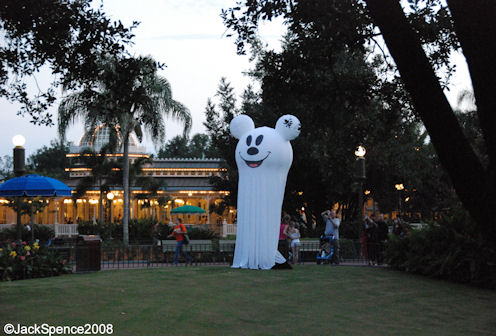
[288,222,301,264]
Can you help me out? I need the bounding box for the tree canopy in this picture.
[221,0,494,238]
[26,140,69,180]
[364,0,496,240]
[0,0,137,124]
[157,133,216,159]
[58,55,191,245]
[219,0,452,223]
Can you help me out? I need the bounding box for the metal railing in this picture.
[49,239,387,271]
[222,223,237,237]
[0,224,15,230]
[0,223,78,237]
[52,224,79,237]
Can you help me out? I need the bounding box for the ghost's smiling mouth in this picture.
[240,152,271,168]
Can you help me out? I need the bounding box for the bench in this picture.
[161,240,213,253]
[189,240,214,252]
[219,240,236,252]
[161,240,177,253]
[299,240,320,252]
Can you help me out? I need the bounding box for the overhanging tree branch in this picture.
[364,0,495,236]
[447,0,496,172]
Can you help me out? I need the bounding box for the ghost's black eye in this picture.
[256,135,263,146]
[246,135,252,146]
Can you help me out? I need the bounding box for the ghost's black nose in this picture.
[247,147,259,155]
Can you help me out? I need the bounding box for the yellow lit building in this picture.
[0,126,236,236]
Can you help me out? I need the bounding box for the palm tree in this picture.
[115,154,166,221]
[72,143,119,227]
[58,55,191,245]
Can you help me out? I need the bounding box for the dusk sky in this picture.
[0,0,472,159]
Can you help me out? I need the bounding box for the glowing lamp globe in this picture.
[354,145,366,158]
[12,134,26,147]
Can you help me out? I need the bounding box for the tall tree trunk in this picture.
[16,198,22,242]
[98,188,104,228]
[364,0,496,239]
[447,0,496,185]
[73,201,77,223]
[122,132,130,246]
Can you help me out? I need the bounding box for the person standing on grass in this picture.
[152,221,160,247]
[321,209,341,264]
[364,213,378,265]
[375,213,389,265]
[167,218,192,264]
[288,221,301,264]
[279,213,291,260]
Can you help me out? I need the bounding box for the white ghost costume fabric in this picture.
[230,114,301,270]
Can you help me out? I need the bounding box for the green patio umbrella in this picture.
[170,205,206,214]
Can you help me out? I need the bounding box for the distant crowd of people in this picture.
[155,206,409,266]
[279,208,342,265]
[278,207,410,266]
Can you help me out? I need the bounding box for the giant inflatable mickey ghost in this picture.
[230,114,301,269]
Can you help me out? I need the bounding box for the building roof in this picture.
[70,125,145,154]
[152,158,223,169]
[63,176,216,191]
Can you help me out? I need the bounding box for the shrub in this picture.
[384,207,496,288]
[128,218,154,242]
[33,224,55,242]
[187,228,217,240]
[77,219,173,243]
[76,221,100,236]
[155,223,172,240]
[339,238,362,260]
[0,227,17,242]
[0,225,54,244]
[0,241,72,281]
[339,220,362,240]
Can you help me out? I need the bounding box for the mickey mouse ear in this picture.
[230,114,255,139]
[275,115,301,141]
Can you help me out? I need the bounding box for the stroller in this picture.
[316,234,335,264]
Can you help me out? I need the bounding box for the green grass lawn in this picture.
[1,265,495,336]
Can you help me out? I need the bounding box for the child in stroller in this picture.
[316,234,335,264]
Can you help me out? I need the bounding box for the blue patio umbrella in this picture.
[0,174,72,241]
[0,174,72,197]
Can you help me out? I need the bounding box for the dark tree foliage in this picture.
[157,136,190,159]
[222,0,449,223]
[203,78,257,213]
[124,156,166,203]
[222,0,495,239]
[0,0,137,124]
[58,54,191,245]
[248,1,377,219]
[157,133,216,159]
[70,144,120,226]
[364,0,496,240]
[26,140,69,179]
[0,155,13,181]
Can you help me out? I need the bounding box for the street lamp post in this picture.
[395,183,404,218]
[12,135,26,241]
[13,135,26,177]
[107,192,114,224]
[355,146,366,222]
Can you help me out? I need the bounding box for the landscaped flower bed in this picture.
[0,241,72,281]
